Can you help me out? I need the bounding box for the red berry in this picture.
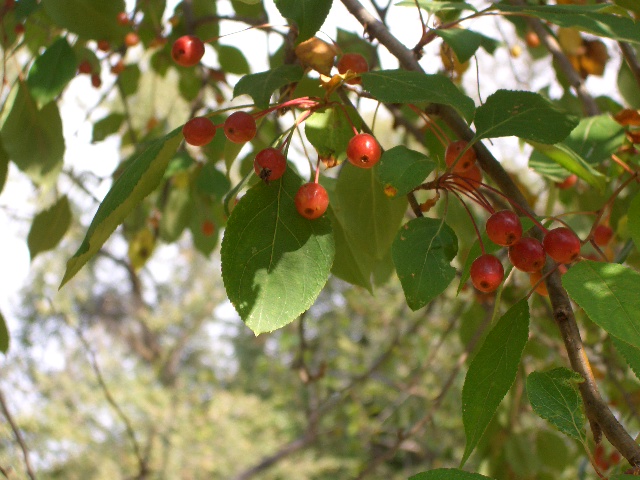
[555,174,577,189]
[201,220,215,236]
[529,270,549,296]
[78,60,92,74]
[91,73,102,88]
[337,53,368,84]
[254,147,286,182]
[97,39,110,52]
[593,224,613,246]
[609,451,621,466]
[486,210,522,247]
[445,140,476,173]
[110,60,125,75]
[124,32,140,47]
[525,30,540,48]
[508,237,546,272]
[295,183,329,220]
[470,254,504,293]
[346,133,381,168]
[117,12,130,26]
[224,111,257,144]
[543,227,581,264]
[452,163,482,191]
[172,35,205,67]
[182,117,216,146]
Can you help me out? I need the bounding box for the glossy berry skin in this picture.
[508,237,546,272]
[124,32,140,47]
[295,183,329,220]
[556,174,577,189]
[254,147,286,182]
[224,111,257,144]
[452,163,482,191]
[182,117,216,146]
[470,254,504,293]
[529,270,549,296]
[445,140,476,173]
[543,227,581,264]
[337,53,368,84]
[346,133,381,168]
[172,35,205,67]
[486,210,522,247]
[593,224,613,246]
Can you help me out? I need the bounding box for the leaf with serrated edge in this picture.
[392,217,458,311]
[474,90,578,143]
[526,368,586,441]
[305,106,358,161]
[0,310,8,354]
[409,468,495,480]
[220,169,335,334]
[233,65,304,109]
[612,337,640,382]
[462,299,529,466]
[274,0,333,42]
[376,146,436,197]
[60,128,183,288]
[28,196,72,260]
[563,261,640,350]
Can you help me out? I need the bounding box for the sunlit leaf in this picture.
[27,36,77,107]
[274,0,333,42]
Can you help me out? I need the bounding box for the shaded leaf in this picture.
[0,138,8,195]
[564,115,625,164]
[28,196,72,260]
[305,106,359,161]
[216,44,251,75]
[27,36,77,107]
[461,299,529,465]
[629,192,640,252]
[361,70,476,122]
[612,337,640,382]
[220,169,335,334]
[526,368,586,441]
[274,0,333,43]
[0,310,7,354]
[42,0,126,41]
[434,29,498,63]
[392,217,458,311]
[410,469,494,480]
[233,65,304,109]
[376,145,436,197]
[159,186,192,242]
[118,65,141,98]
[195,163,231,200]
[92,113,125,143]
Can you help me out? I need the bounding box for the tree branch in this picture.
[0,388,37,480]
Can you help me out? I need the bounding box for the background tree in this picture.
[1,0,640,479]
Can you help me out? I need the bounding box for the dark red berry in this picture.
[452,163,482,191]
[337,53,368,84]
[182,117,216,146]
[254,147,286,182]
[445,140,476,173]
[91,73,102,88]
[295,183,329,220]
[508,237,546,272]
[97,39,110,52]
[172,35,205,67]
[78,60,92,74]
[543,227,581,264]
[470,254,504,293]
[486,210,523,247]
[117,12,130,26]
[593,224,613,246]
[555,174,577,189]
[346,133,381,168]
[224,111,257,144]
[14,23,24,35]
[124,32,140,47]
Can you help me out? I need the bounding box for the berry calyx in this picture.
[543,227,581,264]
[172,35,205,67]
[182,117,216,146]
[78,60,92,74]
[486,210,523,247]
[254,147,286,182]
[529,270,549,296]
[346,133,381,169]
[593,224,613,246]
[508,237,546,272]
[295,183,329,220]
[224,111,257,144]
[445,140,476,173]
[556,174,577,189]
[124,32,140,47]
[470,254,504,293]
[337,53,369,84]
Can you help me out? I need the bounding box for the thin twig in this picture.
[0,388,37,480]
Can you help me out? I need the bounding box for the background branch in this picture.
[0,388,37,480]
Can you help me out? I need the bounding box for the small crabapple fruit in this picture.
[182,117,216,146]
[556,174,577,189]
[470,254,504,293]
[508,237,546,272]
[117,12,130,26]
[543,227,581,264]
[445,140,477,173]
[593,224,613,246]
[254,147,286,182]
[78,60,92,74]
[97,39,110,52]
[295,183,329,220]
[124,32,140,47]
[172,35,205,67]
[525,30,540,48]
[346,133,381,168]
[486,210,522,247]
[337,53,368,84]
[201,220,215,237]
[224,111,257,144]
[91,73,102,88]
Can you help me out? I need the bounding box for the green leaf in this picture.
[434,29,498,64]
[361,70,476,122]
[526,368,586,441]
[392,217,458,311]
[0,310,8,354]
[92,113,126,143]
[494,4,640,45]
[220,169,335,334]
[396,1,478,14]
[216,44,250,75]
[612,337,640,382]
[563,261,640,349]
[0,84,64,185]
[535,431,570,472]
[611,475,640,480]
[118,65,141,98]
[528,142,606,192]
[564,115,625,165]
[329,164,407,291]
[28,196,72,260]
[461,299,530,465]
[629,192,640,251]
[614,0,640,15]
[42,0,126,42]
[189,197,221,257]
[305,106,359,161]
[60,128,183,288]
[376,146,436,197]
[195,163,230,200]
[233,65,304,110]
[473,90,579,143]
[410,468,495,480]
[0,138,8,195]
[27,37,77,107]
[274,0,333,43]
[159,186,192,242]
